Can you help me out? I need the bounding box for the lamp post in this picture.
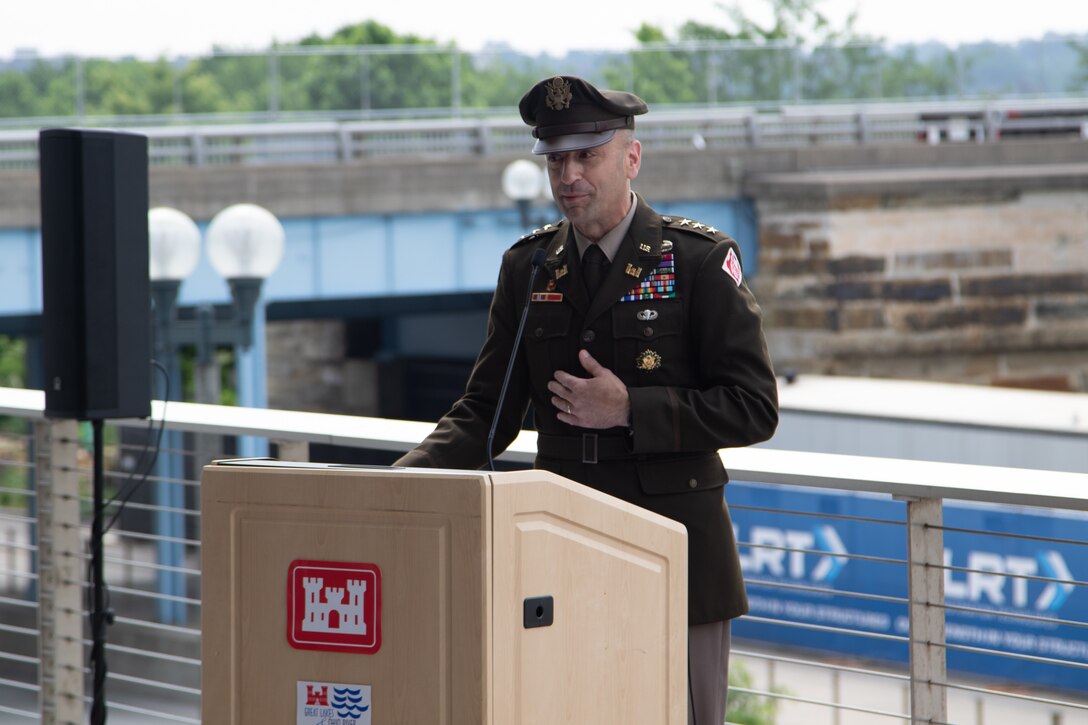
[501,159,551,230]
[149,204,284,407]
[147,203,284,623]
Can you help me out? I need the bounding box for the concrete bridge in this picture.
[2,114,1087,419]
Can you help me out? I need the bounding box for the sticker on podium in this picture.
[297,681,371,724]
[287,559,382,654]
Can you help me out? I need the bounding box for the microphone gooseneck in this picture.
[487,247,548,471]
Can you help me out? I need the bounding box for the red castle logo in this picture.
[287,560,382,654]
[306,685,329,706]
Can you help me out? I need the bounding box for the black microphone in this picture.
[488,247,548,471]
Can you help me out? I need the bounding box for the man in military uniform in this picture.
[396,76,779,724]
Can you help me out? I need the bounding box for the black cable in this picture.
[104,359,169,534]
[688,647,697,725]
[84,359,170,723]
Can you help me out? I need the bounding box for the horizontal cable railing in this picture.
[0,386,1087,722]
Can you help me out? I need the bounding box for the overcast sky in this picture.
[2,0,1085,59]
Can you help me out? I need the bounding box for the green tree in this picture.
[1069,40,1088,91]
[880,46,961,98]
[80,58,177,116]
[615,0,870,105]
[0,58,79,117]
[181,53,272,113]
[274,20,454,113]
[0,336,25,388]
[716,0,857,44]
[0,72,38,117]
[726,660,783,725]
[605,24,706,105]
[460,51,548,110]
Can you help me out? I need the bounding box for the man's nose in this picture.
[558,158,582,185]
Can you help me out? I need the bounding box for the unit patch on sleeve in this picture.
[722,248,743,287]
[620,252,675,301]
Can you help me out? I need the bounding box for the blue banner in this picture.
[728,481,1088,693]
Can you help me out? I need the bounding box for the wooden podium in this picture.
[201,461,687,724]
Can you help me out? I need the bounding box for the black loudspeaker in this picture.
[39,128,151,420]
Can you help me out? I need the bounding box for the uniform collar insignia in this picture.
[544,228,570,270]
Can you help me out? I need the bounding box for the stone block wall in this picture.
[754,188,1088,392]
[266,320,380,415]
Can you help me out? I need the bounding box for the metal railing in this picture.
[1,386,1087,723]
[2,37,1086,126]
[1,96,1087,172]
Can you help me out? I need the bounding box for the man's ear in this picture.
[626,138,642,181]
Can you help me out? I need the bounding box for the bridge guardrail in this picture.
[2,98,1087,171]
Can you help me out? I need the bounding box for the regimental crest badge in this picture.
[636,349,662,371]
[545,77,572,111]
[287,559,382,654]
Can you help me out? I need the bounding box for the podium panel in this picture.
[491,471,687,725]
[201,462,686,725]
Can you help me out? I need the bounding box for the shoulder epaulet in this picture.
[661,215,731,244]
[512,220,565,248]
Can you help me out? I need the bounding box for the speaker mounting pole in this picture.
[89,418,111,725]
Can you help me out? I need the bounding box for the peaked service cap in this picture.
[518,75,648,155]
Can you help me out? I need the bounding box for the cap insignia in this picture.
[545,77,572,111]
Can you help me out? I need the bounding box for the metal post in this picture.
[74,56,84,118]
[268,49,280,117]
[194,306,223,471]
[36,419,83,725]
[904,496,947,723]
[706,48,717,106]
[831,668,842,725]
[154,354,186,624]
[361,52,371,114]
[451,48,462,117]
[792,44,802,103]
[235,291,270,459]
[275,440,309,462]
[89,419,107,725]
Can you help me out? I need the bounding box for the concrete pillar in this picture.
[903,496,948,723]
[35,419,83,725]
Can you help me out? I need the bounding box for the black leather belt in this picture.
[536,433,633,464]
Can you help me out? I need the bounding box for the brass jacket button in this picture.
[688,478,698,489]
[582,330,596,343]
[643,327,654,337]
[534,328,544,338]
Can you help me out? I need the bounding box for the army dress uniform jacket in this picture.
[395,195,779,625]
